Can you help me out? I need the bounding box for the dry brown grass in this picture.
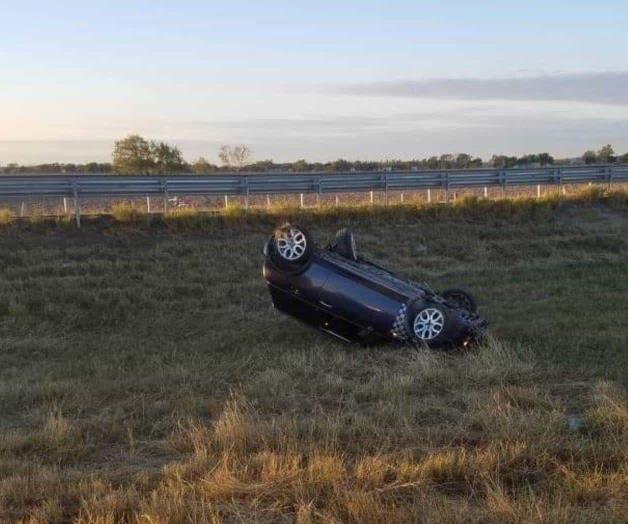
[66,370,627,523]
[0,343,625,523]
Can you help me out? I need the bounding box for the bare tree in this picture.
[218,145,252,171]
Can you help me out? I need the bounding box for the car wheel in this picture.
[331,228,358,261]
[407,303,465,348]
[441,288,477,313]
[269,224,314,271]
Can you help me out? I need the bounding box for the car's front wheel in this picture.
[407,303,466,348]
[269,224,314,271]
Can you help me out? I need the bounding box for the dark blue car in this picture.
[263,224,487,348]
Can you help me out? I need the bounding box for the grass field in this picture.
[0,192,626,522]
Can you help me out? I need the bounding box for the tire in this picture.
[331,228,358,261]
[268,224,314,271]
[406,302,466,348]
[441,288,477,313]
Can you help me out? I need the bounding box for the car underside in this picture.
[263,224,487,348]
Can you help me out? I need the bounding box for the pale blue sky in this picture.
[2,1,628,163]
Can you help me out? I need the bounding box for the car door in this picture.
[265,256,333,329]
[317,260,405,334]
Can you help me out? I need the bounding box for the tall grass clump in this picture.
[163,207,208,229]
[28,210,47,225]
[575,185,608,202]
[0,208,13,225]
[111,203,141,224]
[586,381,628,437]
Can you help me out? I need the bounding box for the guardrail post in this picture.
[72,182,81,228]
[483,186,488,199]
[335,194,339,206]
[224,195,229,208]
[20,202,26,217]
[444,172,450,203]
[400,192,404,204]
[427,188,432,203]
[146,196,151,213]
[370,190,374,205]
[161,178,169,213]
[607,166,613,189]
[383,173,389,207]
[63,197,69,214]
[266,195,271,209]
[244,176,250,210]
[300,193,304,208]
[317,177,322,208]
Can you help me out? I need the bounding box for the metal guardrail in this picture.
[1,165,626,226]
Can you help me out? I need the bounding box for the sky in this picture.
[1,0,628,164]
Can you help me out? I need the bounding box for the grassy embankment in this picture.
[0,189,626,522]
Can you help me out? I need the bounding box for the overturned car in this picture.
[263,224,487,348]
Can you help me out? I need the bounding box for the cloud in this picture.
[330,72,628,105]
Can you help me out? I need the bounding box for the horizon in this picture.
[0,138,618,168]
[2,1,628,164]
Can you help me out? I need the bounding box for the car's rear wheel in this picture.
[441,288,477,313]
[407,302,466,348]
[269,224,314,271]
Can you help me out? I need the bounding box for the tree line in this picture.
[1,135,626,175]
